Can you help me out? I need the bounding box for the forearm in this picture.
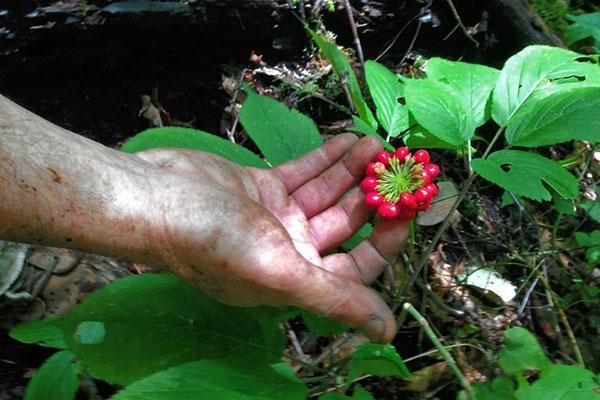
[0,95,162,265]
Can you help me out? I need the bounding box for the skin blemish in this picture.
[48,167,62,183]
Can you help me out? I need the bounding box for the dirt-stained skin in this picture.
[0,94,410,343]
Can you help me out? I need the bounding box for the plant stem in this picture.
[403,303,475,399]
[343,0,365,71]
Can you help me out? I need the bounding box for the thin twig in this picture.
[403,303,475,399]
[375,13,420,61]
[285,323,308,360]
[400,10,424,65]
[343,0,365,70]
[444,0,479,47]
[226,68,248,143]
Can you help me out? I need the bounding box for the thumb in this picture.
[286,257,397,342]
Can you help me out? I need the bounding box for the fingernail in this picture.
[365,314,386,342]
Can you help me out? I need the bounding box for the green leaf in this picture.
[553,198,576,216]
[581,200,600,224]
[471,150,579,201]
[426,57,500,127]
[342,223,373,250]
[310,31,377,128]
[320,386,375,400]
[514,364,599,400]
[32,274,286,385]
[405,79,474,145]
[10,317,67,349]
[468,376,517,400]
[25,351,81,400]
[111,359,307,400]
[348,116,394,151]
[120,127,268,168]
[492,45,600,127]
[240,88,322,166]
[402,127,464,151]
[575,230,600,264]
[566,13,600,48]
[348,343,411,384]
[504,86,600,147]
[365,60,409,136]
[74,321,105,345]
[498,327,551,375]
[299,310,348,337]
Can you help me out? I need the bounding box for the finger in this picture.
[308,188,369,253]
[321,219,410,284]
[273,133,358,193]
[287,259,397,342]
[291,136,383,218]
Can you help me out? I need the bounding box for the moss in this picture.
[531,0,570,36]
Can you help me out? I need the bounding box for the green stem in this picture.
[403,303,475,399]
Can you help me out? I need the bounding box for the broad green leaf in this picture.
[405,79,474,145]
[120,127,267,168]
[580,200,600,224]
[310,31,377,128]
[575,230,600,264]
[426,58,499,127]
[492,45,600,127]
[320,387,375,400]
[299,310,347,337]
[566,13,600,48]
[553,198,576,216]
[514,364,598,400]
[27,274,285,385]
[10,317,67,349]
[348,116,394,151]
[348,343,411,383]
[74,321,105,345]
[498,327,551,375]
[111,360,307,400]
[402,127,464,151]
[505,86,600,147]
[466,376,517,400]
[25,351,81,400]
[342,223,373,250]
[365,60,409,135]
[471,150,579,201]
[240,88,322,166]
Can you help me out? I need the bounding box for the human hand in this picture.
[136,134,410,342]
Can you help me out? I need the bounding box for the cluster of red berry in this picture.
[360,147,440,220]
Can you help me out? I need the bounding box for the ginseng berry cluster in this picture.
[360,148,440,220]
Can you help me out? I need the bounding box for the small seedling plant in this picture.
[9,28,600,400]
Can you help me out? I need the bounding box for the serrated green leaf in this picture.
[348,343,411,384]
[505,86,600,147]
[320,386,375,400]
[365,60,409,136]
[405,79,474,145]
[310,31,377,128]
[581,200,600,224]
[32,274,286,385]
[566,13,600,48]
[472,150,579,201]
[111,359,307,400]
[514,364,598,400]
[240,88,322,166]
[492,45,600,127]
[348,116,394,151]
[466,376,517,400]
[25,351,81,400]
[120,127,268,168]
[426,58,499,127]
[10,317,67,349]
[342,223,373,251]
[402,127,464,151]
[498,327,551,375]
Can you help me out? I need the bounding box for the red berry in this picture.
[364,191,383,209]
[360,176,379,193]
[377,201,400,219]
[418,169,433,185]
[424,183,438,197]
[398,207,417,221]
[415,187,432,204]
[424,163,440,179]
[375,151,393,167]
[394,147,411,162]
[414,149,430,165]
[418,197,432,211]
[365,162,377,176]
[399,192,418,211]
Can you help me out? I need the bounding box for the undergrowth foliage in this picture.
[9,29,600,400]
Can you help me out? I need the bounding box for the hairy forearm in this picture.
[0,94,162,264]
